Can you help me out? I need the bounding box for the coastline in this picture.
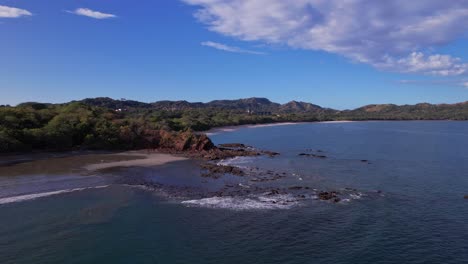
[205,120,355,135]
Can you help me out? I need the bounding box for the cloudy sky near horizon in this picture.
[1,0,468,109]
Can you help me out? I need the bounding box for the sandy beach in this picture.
[205,122,305,135]
[0,151,187,177]
[205,121,356,135]
[83,152,187,171]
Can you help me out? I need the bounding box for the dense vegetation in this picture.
[1,97,467,153]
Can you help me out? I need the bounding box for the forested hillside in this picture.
[1,98,467,153]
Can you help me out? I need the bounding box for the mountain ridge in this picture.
[70,97,468,116]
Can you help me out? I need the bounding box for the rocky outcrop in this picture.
[218,143,249,148]
[201,163,245,178]
[261,150,280,157]
[318,191,340,203]
[142,130,215,152]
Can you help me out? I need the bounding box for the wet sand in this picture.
[0,151,186,177]
[83,152,187,171]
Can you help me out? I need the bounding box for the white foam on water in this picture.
[216,156,256,168]
[349,193,363,200]
[0,185,110,205]
[205,128,238,136]
[238,183,250,188]
[181,194,299,210]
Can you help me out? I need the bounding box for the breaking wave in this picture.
[181,194,299,210]
[0,185,110,205]
[216,156,256,168]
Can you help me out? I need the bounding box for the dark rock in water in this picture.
[298,153,327,159]
[318,191,339,201]
[267,189,281,195]
[313,155,327,159]
[262,150,280,157]
[360,160,369,163]
[288,186,304,190]
[464,195,468,199]
[201,163,245,178]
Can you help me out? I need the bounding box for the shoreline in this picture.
[0,150,188,177]
[83,151,187,171]
[204,119,462,136]
[204,120,355,135]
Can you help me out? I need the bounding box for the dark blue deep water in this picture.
[1,121,468,263]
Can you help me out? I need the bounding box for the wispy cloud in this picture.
[399,79,468,89]
[201,41,265,55]
[0,5,32,18]
[68,8,116,19]
[184,0,468,76]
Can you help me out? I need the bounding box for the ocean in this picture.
[1,121,468,264]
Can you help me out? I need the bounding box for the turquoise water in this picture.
[1,121,468,263]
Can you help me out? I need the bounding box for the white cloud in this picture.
[0,5,32,18]
[201,41,265,55]
[183,0,468,76]
[463,82,468,88]
[379,52,468,76]
[69,8,116,19]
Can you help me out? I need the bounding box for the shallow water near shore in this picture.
[1,121,468,263]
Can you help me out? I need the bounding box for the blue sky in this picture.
[1,0,467,109]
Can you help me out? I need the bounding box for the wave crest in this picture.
[0,185,110,205]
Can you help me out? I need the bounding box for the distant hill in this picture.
[78,97,322,113]
[279,101,323,113]
[78,97,151,109]
[72,97,468,120]
[205,97,280,111]
[342,101,468,120]
[151,100,205,111]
